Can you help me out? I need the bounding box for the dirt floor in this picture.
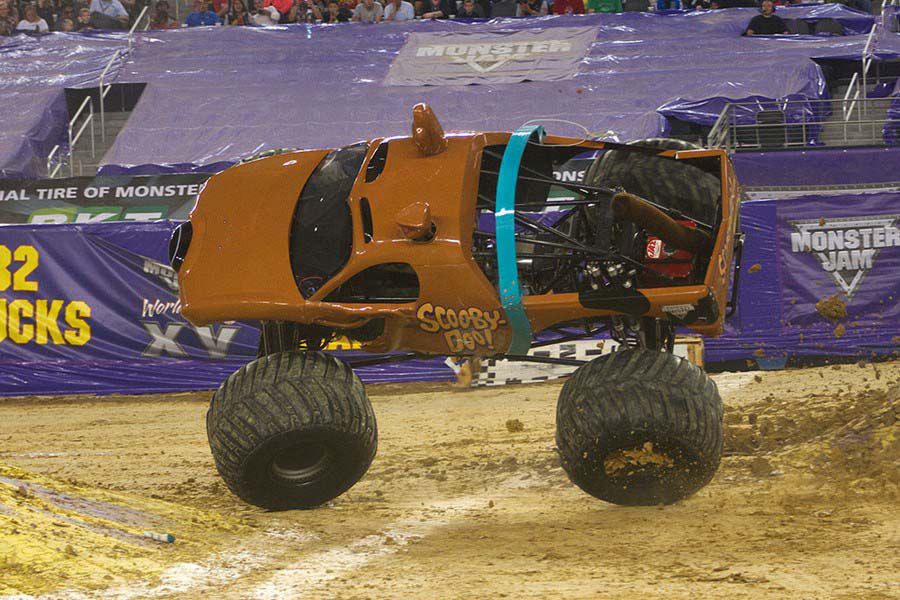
[1,360,899,599]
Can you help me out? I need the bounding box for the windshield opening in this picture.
[290,142,368,299]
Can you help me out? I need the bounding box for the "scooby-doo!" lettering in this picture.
[416,303,506,353]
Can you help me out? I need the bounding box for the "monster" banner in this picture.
[0,174,211,224]
[385,27,597,87]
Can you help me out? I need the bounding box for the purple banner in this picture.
[778,193,900,329]
[733,147,900,188]
[706,191,900,363]
[2,192,899,396]
[0,221,452,396]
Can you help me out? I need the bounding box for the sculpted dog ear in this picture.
[412,103,448,157]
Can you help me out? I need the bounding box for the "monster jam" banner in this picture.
[0,174,210,224]
[705,191,900,364]
[778,192,900,332]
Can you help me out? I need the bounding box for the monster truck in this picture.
[169,104,743,510]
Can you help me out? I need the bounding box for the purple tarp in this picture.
[2,5,892,178]
[0,32,129,178]
[0,89,68,179]
[1,189,898,395]
[104,7,877,174]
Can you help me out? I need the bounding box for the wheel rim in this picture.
[271,442,331,483]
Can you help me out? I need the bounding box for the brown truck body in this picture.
[175,127,740,357]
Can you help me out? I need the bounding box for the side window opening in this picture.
[324,263,419,304]
[360,197,374,243]
[477,143,587,208]
[365,141,389,183]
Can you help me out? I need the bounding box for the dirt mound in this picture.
[0,463,247,596]
[814,387,900,493]
[726,384,900,497]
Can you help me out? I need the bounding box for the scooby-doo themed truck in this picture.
[170,104,742,510]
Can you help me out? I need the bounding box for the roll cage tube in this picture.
[495,124,545,355]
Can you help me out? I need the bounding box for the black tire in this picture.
[556,348,723,506]
[584,137,720,227]
[207,351,376,510]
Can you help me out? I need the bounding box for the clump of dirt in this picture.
[505,419,524,433]
[747,263,762,273]
[816,294,847,322]
[833,324,846,338]
[748,456,774,477]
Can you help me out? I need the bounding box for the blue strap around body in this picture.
[495,124,544,355]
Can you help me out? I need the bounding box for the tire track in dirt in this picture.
[2,362,900,598]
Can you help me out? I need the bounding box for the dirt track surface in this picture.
[1,361,900,599]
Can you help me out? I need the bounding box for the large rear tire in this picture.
[584,137,721,227]
[207,351,376,510]
[556,348,723,505]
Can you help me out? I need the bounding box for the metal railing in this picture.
[859,21,878,119]
[128,5,150,52]
[709,16,894,153]
[707,106,731,150]
[843,71,862,121]
[707,97,896,152]
[46,96,96,178]
[44,6,149,178]
[100,7,148,141]
[98,48,122,145]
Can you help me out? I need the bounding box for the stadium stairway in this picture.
[69,110,131,177]
[818,82,893,147]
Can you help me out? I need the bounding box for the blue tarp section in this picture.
[104,6,878,173]
[1,194,898,395]
[2,5,895,178]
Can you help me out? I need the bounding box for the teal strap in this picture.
[495,124,544,355]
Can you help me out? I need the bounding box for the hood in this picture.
[178,149,329,325]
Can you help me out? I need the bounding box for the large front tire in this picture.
[556,348,723,506]
[207,351,376,510]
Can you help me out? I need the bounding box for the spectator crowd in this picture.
[0,0,875,35]
[0,0,148,33]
